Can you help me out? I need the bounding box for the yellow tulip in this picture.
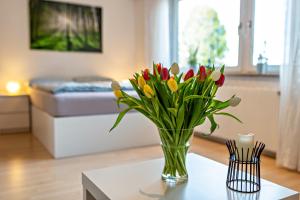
[167,78,178,92]
[143,84,154,98]
[138,76,146,89]
[113,90,123,99]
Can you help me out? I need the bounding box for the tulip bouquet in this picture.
[110,63,241,183]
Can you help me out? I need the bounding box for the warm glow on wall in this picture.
[6,81,21,94]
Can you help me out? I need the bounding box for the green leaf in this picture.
[129,79,144,99]
[178,77,193,90]
[167,108,178,116]
[196,117,206,126]
[134,73,140,79]
[207,115,219,135]
[176,73,183,83]
[220,65,225,73]
[214,112,242,123]
[134,107,159,126]
[152,99,160,117]
[116,98,121,108]
[155,100,175,129]
[153,82,170,109]
[110,107,136,132]
[176,104,185,129]
[184,95,211,102]
[210,98,231,110]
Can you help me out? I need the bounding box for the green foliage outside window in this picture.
[183,7,227,67]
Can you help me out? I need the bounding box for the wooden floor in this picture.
[0,133,299,200]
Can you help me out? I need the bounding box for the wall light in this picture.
[6,81,21,95]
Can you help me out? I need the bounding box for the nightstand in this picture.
[0,93,30,134]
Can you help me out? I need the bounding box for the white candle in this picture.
[236,133,254,161]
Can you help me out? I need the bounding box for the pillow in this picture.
[29,77,71,87]
[73,76,113,83]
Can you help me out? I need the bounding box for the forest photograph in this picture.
[30,0,102,52]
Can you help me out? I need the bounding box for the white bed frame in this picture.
[32,106,160,158]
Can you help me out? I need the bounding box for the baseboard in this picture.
[0,128,30,135]
[195,131,276,158]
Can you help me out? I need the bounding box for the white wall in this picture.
[134,0,146,69]
[196,75,280,152]
[0,0,139,90]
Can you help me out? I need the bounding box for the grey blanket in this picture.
[31,81,133,94]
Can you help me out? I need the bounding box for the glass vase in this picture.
[158,128,194,183]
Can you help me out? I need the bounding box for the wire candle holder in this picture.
[226,140,265,193]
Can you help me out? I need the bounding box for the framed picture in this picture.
[29,0,102,53]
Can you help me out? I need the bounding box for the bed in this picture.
[30,77,159,158]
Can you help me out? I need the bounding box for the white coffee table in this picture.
[82,153,299,200]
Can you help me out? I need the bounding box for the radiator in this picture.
[195,85,280,153]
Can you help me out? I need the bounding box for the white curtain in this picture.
[277,0,300,171]
[143,0,171,67]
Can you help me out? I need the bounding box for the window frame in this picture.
[237,0,255,73]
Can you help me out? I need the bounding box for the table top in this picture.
[82,153,299,200]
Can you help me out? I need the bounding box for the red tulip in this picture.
[215,74,225,87]
[143,69,150,81]
[154,63,162,76]
[184,69,194,81]
[161,67,169,80]
[199,66,207,81]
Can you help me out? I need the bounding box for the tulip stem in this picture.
[159,128,192,182]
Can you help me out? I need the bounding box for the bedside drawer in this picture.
[0,113,30,130]
[0,96,29,113]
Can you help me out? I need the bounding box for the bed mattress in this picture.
[30,88,135,117]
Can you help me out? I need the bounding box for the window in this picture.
[253,0,286,71]
[177,0,286,73]
[178,0,240,68]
